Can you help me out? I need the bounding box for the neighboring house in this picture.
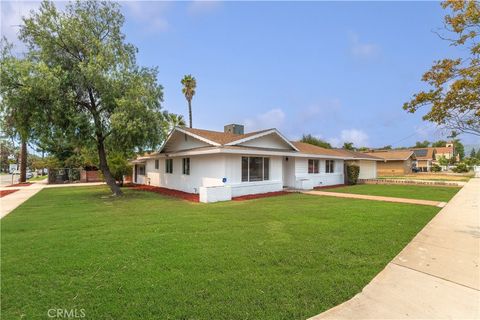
[410,148,436,172]
[131,124,379,202]
[336,149,381,179]
[434,143,458,163]
[364,150,416,176]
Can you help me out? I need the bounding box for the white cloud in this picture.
[244,108,286,132]
[187,1,222,15]
[1,1,42,45]
[121,1,170,33]
[328,129,369,147]
[349,32,379,58]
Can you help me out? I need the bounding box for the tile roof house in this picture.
[434,143,459,163]
[132,124,380,202]
[363,150,416,176]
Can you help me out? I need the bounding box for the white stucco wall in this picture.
[223,154,283,197]
[137,153,346,196]
[293,158,344,187]
[140,154,283,197]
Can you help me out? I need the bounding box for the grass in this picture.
[324,184,460,202]
[27,175,48,182]
[1,187,440,320]
[378,173,473,182]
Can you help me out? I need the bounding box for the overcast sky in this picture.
[2,1,479,148]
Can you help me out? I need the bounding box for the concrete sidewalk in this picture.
[303,190,446,207]
[0,181,105,219]
[309,178,480,320]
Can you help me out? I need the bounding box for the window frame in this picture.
[241,156,270,182]
[308,159,319,174]
[325,160,335,173]
[182,158,190,175]
[155,159,159,170]
[138,165,145,175]
[165,158,173,174]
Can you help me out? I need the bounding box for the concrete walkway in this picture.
[303,190,446,207]
[0,181,105,219]
[309,178,480,320]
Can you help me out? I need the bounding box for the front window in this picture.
[155,159,159,170]
[308,159,319,174]
[165,159,173,174]
[138,165,145,175]
[241,157,270,182]
[326,160,335,173]
[182,158,190,175]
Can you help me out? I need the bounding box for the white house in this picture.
[131,124,379,203]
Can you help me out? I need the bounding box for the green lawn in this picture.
[1,187,440,320]
[324,184,461,202]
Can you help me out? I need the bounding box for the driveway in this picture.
[309,178,480,319]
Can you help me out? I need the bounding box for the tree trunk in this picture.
[97,138,123,196]
[188,99,192,128]
[41,150,45,175]
[19,139,27,183]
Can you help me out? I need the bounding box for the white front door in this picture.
[282,157,295,188]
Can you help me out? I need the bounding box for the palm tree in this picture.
[163,111,186,133]
[181,75,196,128]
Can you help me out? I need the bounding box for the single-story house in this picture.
[364,150,416,176]
[131,124,379,202]
[336,149,381,179]
[411,148,436,172]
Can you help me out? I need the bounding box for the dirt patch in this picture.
[129,185,199,202]
[6,182,33,187]
[0,189,19,198]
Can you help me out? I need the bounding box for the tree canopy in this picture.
[300,134,332,149]
[431,140,448,147]
[17,0,167,195]
[413,140,430,148]
[181,74,196,128]
[403,1,480,136]
[342,142,354,150]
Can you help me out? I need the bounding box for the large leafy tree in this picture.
[404,1,480,136]
[0,42,55,182]
[19,1,166,195]
[181,74,196,128]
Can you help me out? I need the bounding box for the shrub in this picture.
[346,165,360,185]
[452,163,469,173]
[430,164,441,172]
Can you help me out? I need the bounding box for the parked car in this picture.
[10,170,34,179]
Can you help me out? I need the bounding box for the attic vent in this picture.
[224,124,244,135]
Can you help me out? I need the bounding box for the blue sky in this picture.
[2,1,479,148]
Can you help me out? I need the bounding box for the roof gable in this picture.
[226,129,299,151]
